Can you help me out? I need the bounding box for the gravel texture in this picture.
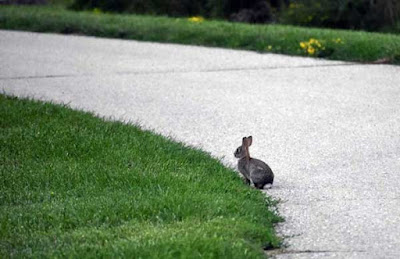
[1,30,400,258]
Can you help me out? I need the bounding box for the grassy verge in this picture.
[1,5,400,64]
[0,94,281,258]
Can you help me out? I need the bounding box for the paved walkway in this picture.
[1,30,400,258]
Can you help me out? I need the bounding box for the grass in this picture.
[0,94,282,258]
[1,5,400,64]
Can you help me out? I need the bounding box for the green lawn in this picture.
[1,5,400,64]
[0,95,281,258]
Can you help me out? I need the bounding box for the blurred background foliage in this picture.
[4,0,400,32]
[281,0,400,32]
[70,0,400,32]
[69,0,288,22]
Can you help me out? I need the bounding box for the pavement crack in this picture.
[0,62,370,80]
[0,74,84,80]
[116,62,360,75]
[200,62,358,73]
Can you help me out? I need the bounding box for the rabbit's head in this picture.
[234,136,252,159]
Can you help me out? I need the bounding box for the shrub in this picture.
[70,0,285,22]
[71,0,216,16]
[71,0,205,16]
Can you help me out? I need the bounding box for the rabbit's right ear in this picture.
[247,136,253,146]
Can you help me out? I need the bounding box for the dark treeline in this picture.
[282,0,400,31]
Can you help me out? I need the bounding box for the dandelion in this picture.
[188,16,204,23]
[307,47,315,55]
[299,38,324,56]
[309,38,321,46]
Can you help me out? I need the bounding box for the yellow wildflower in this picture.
[307,47,315,55]
[267,45,272,50]
[300,38,324,55]
[188,16,204,23]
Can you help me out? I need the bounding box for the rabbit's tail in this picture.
[255,180,273,189]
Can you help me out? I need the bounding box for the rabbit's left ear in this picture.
[247,136,253,146]
[242,137,247,146]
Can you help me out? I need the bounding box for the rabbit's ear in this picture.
[247,136,253,146]
[243,137,251,160]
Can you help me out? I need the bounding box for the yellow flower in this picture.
[300,38,325,55]
[267,45,272,50]
[307,47,315,55]
[188,16,204,23]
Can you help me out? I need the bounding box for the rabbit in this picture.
[234,136,274,189]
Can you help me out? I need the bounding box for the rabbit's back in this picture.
[248,158,274,186]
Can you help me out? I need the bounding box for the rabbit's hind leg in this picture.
[254,183,265,189]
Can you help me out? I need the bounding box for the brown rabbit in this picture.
[234,136,274,189]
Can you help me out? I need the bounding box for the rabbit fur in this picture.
[234,136,274,189]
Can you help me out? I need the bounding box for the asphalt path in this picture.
[1,30,400,258]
